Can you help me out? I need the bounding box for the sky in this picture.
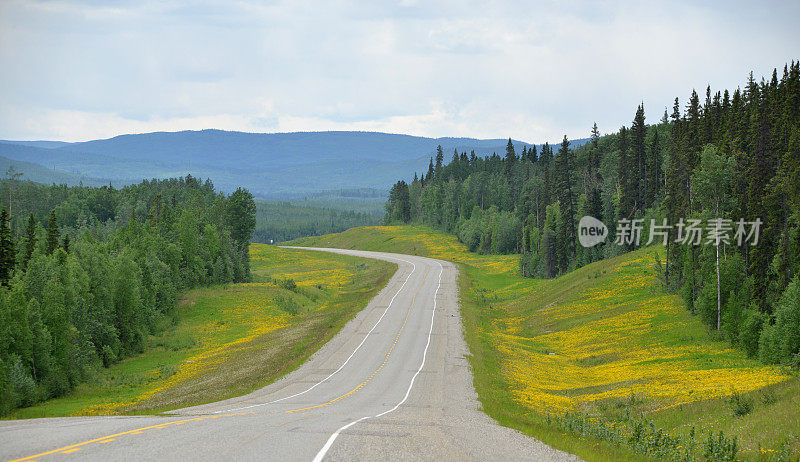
[1,0,799,143]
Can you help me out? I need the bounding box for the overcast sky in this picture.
[1,0,798,143]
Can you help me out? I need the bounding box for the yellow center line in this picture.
[284,266,431,413]
[9,412,254,462]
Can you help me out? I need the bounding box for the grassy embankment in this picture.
[291,225,798,461]
[7,244,394,419]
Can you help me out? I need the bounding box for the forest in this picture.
[0,175,256,415]
[252,199,378,244]
[385,62,800,367]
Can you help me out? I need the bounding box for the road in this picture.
[1,248,576,461]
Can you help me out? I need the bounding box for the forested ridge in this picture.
[0,175,256,415]
[385,62,800,366]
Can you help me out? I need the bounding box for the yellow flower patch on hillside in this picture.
[495,247,789,415]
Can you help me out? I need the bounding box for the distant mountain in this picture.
[0,153,113,187]
[0,140,72,149]
[0,130,589,197]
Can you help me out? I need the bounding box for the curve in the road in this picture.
[313,260,443,462]
[216,257,419,414]
[2,248,577,462]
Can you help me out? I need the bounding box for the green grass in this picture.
[291,226,799,461]
[7,243,395,418]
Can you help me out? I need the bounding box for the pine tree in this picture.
[61,235,70,254]
[46,210,59,255]
[0,208,15,286]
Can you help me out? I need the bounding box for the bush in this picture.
[279,278,298,292]
[773,277,800,362]
[728,389,753,417]
[8,356,37,408]
[739,308,764,358]
[760,389,778,405]
[758,323,782,364]
[703,431,738,462]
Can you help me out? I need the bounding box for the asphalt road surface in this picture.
[1,248,577,462]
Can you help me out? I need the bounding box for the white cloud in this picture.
[0,0,798,142]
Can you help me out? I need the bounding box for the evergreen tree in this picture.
[504,138,517,177]
[554,136,576,268]
[647,128,662,205]
[22,213,36,269]
[590,122,602,170]
[0,208,14,286]
[591,122,600,148]
[45,210,59,255]
[435,145,444,179]
[540,143,553,207]
[631,104,647,209]
[617,126,635,220]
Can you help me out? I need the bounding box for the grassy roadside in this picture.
[291,226,798,461]
[7,243,395,418]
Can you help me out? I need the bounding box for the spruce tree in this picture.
[648,128,662,204]
[504,138,517,177]
[435,145,444,179]
[22,213,36,268]
[540,143,552,208]
[554,136,576,267]
[591,122,600,148]
[631,104,647,209]
[617,126,635,219]
[0,208,15,286]
[46,210,59,255]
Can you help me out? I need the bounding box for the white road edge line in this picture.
[312,260,444,462]
[216,255,417,414]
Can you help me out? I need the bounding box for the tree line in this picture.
[385,62,800,367]
[0,175,256,415]
[252,200,378,243]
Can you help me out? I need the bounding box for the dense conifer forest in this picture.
[385,62,800,366]
[0,175,256,414]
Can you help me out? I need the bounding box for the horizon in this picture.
[0,127,589,146]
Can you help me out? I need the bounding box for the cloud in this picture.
[0,0,798,142]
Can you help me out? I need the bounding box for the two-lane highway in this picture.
[1,248,577,461]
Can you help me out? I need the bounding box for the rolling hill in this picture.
[0,131,588,197]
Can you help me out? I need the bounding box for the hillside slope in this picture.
[0,154,114,187]
[291,226,798,461]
